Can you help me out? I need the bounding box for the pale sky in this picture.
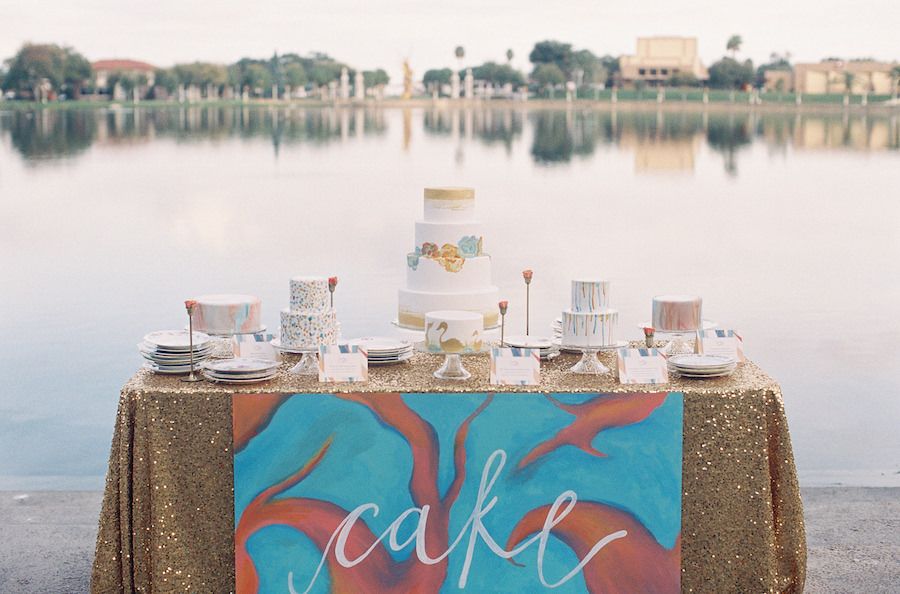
[2,0,897,86]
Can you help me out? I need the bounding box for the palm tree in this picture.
[455,46,465,65]
[506,49,513,64]
[726,35,742,60]
[891,65,900,99]
[842,71,856,94]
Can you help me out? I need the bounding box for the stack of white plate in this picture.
[667,354,736,378]
[139,330,213,374]
[347,338,414,366]
[501,335,559,360]
[202,358,280,383]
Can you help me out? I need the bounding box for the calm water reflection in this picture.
[1,104,898,489]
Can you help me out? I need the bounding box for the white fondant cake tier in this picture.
[280,307,336,348]
[571,279,610,312]
[193,294,262,335]
[652,295,702,331]
[398,286,500,330]
[414,220,483,253]
[398,186,499,330]
[561,309,618,347]
[406,255,493,292]
[423,187,475,222]
[290,276,329,311]
[424,310,484,354]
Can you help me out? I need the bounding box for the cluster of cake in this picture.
[651,295,703,331]
[280,276,337,348]
[192,294,263,336]
[398,187,499,330]
[560,279,619,347]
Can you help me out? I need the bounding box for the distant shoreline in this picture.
[2,96,898,115]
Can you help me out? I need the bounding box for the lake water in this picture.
[1,103,898,490]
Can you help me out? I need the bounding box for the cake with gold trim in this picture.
[398,187,500,329]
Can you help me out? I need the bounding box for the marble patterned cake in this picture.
[193,294,262,335]
[398,187,500,330]
[652,294,702,331]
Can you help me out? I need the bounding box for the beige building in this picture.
[620,37,709,86]
[92,59,157,99]
[793,60,899,94]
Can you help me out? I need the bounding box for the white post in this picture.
[340,67,350,100]
[355,71,364,100]
[464,68,474,99]
[451,71,460,99]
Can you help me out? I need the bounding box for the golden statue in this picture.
[402,60,413,100]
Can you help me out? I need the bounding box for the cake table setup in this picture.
[94,186,806,593]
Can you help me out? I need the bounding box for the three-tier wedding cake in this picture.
[398,187,500,329]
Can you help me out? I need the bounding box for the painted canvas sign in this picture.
[233,392,683,593]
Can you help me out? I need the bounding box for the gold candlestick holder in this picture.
[523,270,533,335]
[328,276,338,308]
[498,301,508,346]
[181,300,203,382]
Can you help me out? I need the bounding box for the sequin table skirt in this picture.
[91,351,805,593]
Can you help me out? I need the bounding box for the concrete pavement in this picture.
[1,487,897,592]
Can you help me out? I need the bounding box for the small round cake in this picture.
[652,295,702,331]
[571,278,610,312]
[290,276,329,310]
[424,310,484,354]
[193,294,262,335]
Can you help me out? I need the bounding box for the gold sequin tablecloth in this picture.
[91,349,806,593]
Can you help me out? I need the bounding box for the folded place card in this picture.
[232,333,277,361]
[697,330,744,362]
[318,345,368,383]
[490,347,540,385]
[617,348,669,384]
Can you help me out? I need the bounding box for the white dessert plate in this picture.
[185,325,267,337]
[368,350,414,360]
[668,369,734,379]
[142,361,194,374]
[144,330,212,349]
[203,358,279,375]
[502,335,554,349]
[201,371,278,384]
[347,337,412,350]
[667,354,735,370]
[637,320,717,333]
[138,343,213,358]
[368,352,414,366]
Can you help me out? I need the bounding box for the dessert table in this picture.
[91,346,806,593]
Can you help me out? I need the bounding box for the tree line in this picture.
[1,37,889,101]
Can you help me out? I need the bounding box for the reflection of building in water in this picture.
[619,127,700,172]
[793,115,898,150]
[790,60,900,94]
[619,38,709,87]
